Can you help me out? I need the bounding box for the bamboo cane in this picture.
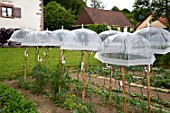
[109,64,113,106]
[121,66,127,113]
[82,51,85,103]
[59,49,63,91]
[147,65,151,113]
[44,47,48,67]
[36,47,39,65]
[24,48,27,81]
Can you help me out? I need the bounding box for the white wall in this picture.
[0,0,41,30]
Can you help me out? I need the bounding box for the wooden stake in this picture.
[109,64,113,106]
[82,51,85,103]
[59,49,63,91]
[147,65,151,113]
[36,47,39,65]
[24,48,27,81]
[121,66,127,113]
[44,47,48,67]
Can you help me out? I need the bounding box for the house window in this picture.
[0,4,14,18]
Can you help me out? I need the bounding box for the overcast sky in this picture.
[86,0,135,11]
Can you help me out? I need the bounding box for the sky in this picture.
[86,0,135,11]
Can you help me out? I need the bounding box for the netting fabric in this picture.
[99,30,121,41]
[8,29,32,43]
[60,28,102,51]
[95,32,156,66]
[49,29,70,47]
[134,27,170,54]
[21,31,49,47]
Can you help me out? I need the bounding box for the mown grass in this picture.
[0,47,101,81]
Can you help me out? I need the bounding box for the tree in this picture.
[133,0,152,22]
[44,1,75,30]
[111,6,120,11]
[151,0,170,29]
[90,0,105,9]
[133,0,170,29]
[122,8,131,14]
[44,0,86,17]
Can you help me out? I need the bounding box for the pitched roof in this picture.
[76,7,132,27]
[135,15,168,30]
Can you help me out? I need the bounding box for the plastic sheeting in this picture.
[135,27,170,54]
[95,32,155,66]
[99,30,121,41]
[8,29,32,43]
[60,28,102,51]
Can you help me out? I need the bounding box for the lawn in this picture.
[0,47,101,81]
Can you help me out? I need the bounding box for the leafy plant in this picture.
[31,64,48,94]
[0,83,37,113]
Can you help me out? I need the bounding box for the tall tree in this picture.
[133,0,152,22]
[44,0,86,17]
[90,0,105,9]
[133,0,170,29]
[152,0,170,29]
[111,6,120,11]
[44,1,75,30]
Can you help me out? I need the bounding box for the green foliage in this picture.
[133,0,151,22]
[150,71,170,89]
[154,53,170,68]
[31,64,48,94]
[44,1,75,30]
[87,24,108,34]
[64,94,96,113]
[50,65,71,101]
[44,0,86,17]
[111,6,120,11]
[90,0,105,9]
[0,83,37,113]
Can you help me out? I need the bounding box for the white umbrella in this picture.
[99,30,121,41]
[135,27,170,54]
[61,26,102,103]
[134,27,170,113]
[8,29,32,43]
[95,32,155,113]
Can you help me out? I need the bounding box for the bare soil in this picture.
[2,72,170,113]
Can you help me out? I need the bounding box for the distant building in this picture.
[135,15,168,30]
[0,0,43,30]
[75,7,132,32]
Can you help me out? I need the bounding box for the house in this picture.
[75,7,132,32]
[0,0,43,30]
[135,15,168,30]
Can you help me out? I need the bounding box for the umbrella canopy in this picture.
[49,29,70,47]
[60,28,102,51]
[134,27,170,54]
[8,29,32,43]
[99,30,121,41]
[95,32,155,66]
[21,31,49,47]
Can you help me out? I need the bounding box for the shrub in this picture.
[87,24,109,34]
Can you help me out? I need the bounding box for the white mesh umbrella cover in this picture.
[61,28,102,51]
[95,32,156,66]
[99,30,121,41]
[135,27,170,54]
[8,29,32,43]
[49,29,70,47]
[21,31,49,47]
